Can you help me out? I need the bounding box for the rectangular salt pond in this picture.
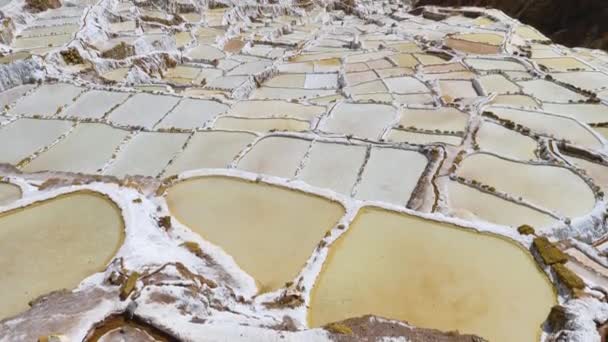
[457,153,595,218]
[213,117,310,132]
[104,132,189,178]
[518,79,587,103]
[205,76,249,90]
[345,71,378,86]
[63,90,130,119]
[107,93,179,129]
[156,98,228,130]
[476,121,538,161]
[162,131,256,176]
[8,84,83,117]
[488,107,602,149]
[186,44,225,61]
[551,72,608,92]
[238,136,311,179]
[22,123,129,174]
[0,84,34,107]
[398,107,468,132]
[439,80,478,99]
[445,38,500,54]
[490,94,540,108]
[227,100,325,120]
[346,80,388,95]
[447,181,556,228]
[355,147,427,205]
[12,34,72,50]
[533,57,591,72]
[387,129,462,146]
[304,73,339,89]
[227,61,273,76]
[479,74,520,94]
[20,24,79,37]
[463,58,526,71]
[298,142,367,195]
[250,87,336,100]
[541,103,608,124]
[0,118,73,164]
[321,103,397,140]
[384,76,429,94]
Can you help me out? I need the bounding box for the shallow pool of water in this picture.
[321,103,396,140]
[457,153,595,218]
[0,118,73,165]
[447,181,557,228]
[0,192,124,320]
[309,207,556,342]
[167,176,344,292]
[0,183,21,206]
[476,121,537,160]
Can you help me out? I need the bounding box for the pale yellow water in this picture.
[0,192,124,320]
[213,117,310,132]
[515,25,548,41]
[476,121,537,161]
[533,57,591,72]
[309,207,556,342]
[597,127,608,140]
[451,33,504,45]
[457,153,595,218]
[398,107,468,132]
[388,129,462,146]
[0,183,21,206]
[447,181,556,228]
[166,177,345,292]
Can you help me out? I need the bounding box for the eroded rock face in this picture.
[415,0,608,50]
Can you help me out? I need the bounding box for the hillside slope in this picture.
[415,0,608,50]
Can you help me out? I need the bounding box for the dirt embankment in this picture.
[414,0,608,51]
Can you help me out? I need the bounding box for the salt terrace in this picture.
[1,0,608,341]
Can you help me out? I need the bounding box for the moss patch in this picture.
[180,241,203,256]
[324,322,353,335]
[120,271,140,300]
[101,42,135,60]
[533,237,567,265]
[552,263,585,290]
[60,48,84,65]
[140,14,184,26]
[157,215,171,230]
[517,224,535,235]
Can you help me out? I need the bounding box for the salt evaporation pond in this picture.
[0,192,124,320]
[166,176,344,292]
[0,182,21,206]
[309,207,556,342]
